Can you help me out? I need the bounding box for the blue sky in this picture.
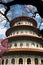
[0,4,43,39]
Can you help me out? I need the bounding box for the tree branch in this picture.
[0,11,9,21]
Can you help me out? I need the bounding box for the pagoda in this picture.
[1,16,43,65]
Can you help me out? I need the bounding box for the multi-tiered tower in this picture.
[1,16,43,65]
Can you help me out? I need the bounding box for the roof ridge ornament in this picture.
[22,11,24,16]
[22,6,25,16]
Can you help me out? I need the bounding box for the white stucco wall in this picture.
[8,41,42,48]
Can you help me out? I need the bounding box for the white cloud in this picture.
[0,28,7,39]
[0,28,7,34]
[41,22,43,25]
[0,8,5,14]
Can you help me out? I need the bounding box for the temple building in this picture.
[1,16,43,65]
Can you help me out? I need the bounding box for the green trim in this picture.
[3,51,43,57]
[13,19,35,27]
[8,28,40,37]
[8,38,43,45]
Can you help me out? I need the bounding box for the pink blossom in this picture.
[0,39,8,56]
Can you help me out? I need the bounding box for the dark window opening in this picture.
[19,58,23,64]
[35,58,38,64]
[14,43,17,47]
[11,58,15,64]
[41,59,43,64]
[5,59,8,64]
[2,59,4,64]
[18,22,21,24]
[20,43,23,47]
[27,58,31,64]
[37,44,38,47]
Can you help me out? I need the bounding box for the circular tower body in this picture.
[1,16,43,65]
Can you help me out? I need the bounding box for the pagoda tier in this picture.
[6,25,41,37]
[2,35,43,49]
[10,16,37,27]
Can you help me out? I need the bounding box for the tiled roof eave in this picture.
[6,25,40,36]
[10,16,37,27]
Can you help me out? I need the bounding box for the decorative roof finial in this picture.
[22,6,24,16]
[22,11,24,16]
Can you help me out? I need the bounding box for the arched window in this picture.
[27,58,31,64]
[5,59,8,64]
[32,42,35,47]
[14,42,17,47]
[35,58,38,64]
[11,58,15,64]
[37,44,38,47]
[18,22,21,24]
[2,59,4,64]
[20,43,23,47]
[19,58,23,64]
[26,43,29,47]
[41,59,43,64]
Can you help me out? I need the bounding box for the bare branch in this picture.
[0,11,9,21]
[0,0,43,18]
